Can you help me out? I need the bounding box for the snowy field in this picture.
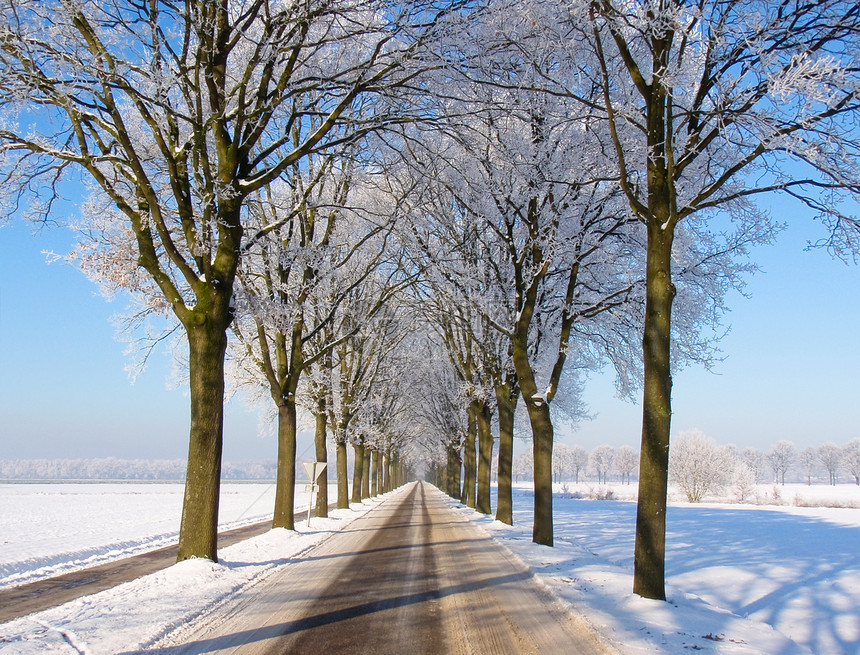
[0,481,858,654]
[475,482,860,655]
[0,482,329,589]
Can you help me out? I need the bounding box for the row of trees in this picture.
[514,444,640,485]
[755,439,860,487]
[2,0,859,603]
[0,459,280,481]
[0,0,459,561]
[670,433,860,504]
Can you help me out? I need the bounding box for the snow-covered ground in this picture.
[0,482,334,589]
[0,481,858,654]
[472,482,860,655]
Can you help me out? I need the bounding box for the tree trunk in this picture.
[495,382,515,525]
[511,317,554,546]
[383,452,391,492]
[447,444,461,499]
[475,400,494,515]
[336,440,349,508]
[461,405,477,508]
[314,405,328,518]
[351,441,364,504]
[527,402,554,546]
[272,400,298,530]
[436,460,446,493]
[177,321,228,562]
[375,450,383,496]
[375,451,382,494]
[362,448,371,499]
[633,223,675,601]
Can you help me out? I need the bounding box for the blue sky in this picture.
[1,205,859,462]
[573,212,860,453]
[0,222,278,462]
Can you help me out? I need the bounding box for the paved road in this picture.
[152,482,613,655]
[0,506,327,624]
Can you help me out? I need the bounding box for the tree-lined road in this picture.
[153,482,613,654]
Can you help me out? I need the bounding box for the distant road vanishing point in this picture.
[149,481,615,655]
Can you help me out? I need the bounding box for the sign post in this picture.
[302,461,327,527]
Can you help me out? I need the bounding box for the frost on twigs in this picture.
[669,430,733,503]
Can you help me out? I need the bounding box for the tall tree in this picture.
[0,0,466,560]
[569,0,860,599]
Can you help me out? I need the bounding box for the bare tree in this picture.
[615,445,639,485]
[570,445,588,484]
[799,447,819,486]
[231,157,408,528]
[742,448,766,484]
[552,444,573,483]
[395,75,643,546]
[844,440,860,486]
[405,335,467,499]
[513,450,533,483]
[769,441,796,486]
[589,445,616,484]
[818,443,843,486]
[731,463,757,504]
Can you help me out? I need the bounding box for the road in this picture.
[151,482,613,655]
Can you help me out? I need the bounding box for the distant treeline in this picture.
[0,458,277,481]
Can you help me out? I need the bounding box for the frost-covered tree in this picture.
[669,430,732,502]
[569,445,588,484]
[615,445,639,485]
[731,463,757,504]
[513,450,534,483]
[391,46,647,545]
[552,444,573,483]
[543,0,860,599]
[322,276,414,505]
[799,447,819,486]
[386,131,524,521]
[768,441,796,485]
[0,0,465,561]
[403,334,467,498]
[231,156,406,528]
[589,445,616,484]
[844,439,860,486]
[818,443,843,486]
[742,448,766,484]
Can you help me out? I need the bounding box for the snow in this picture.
[461,483,860,655]
[1,482,299,589]
[1,481,859,654]
[0,483,381,654]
